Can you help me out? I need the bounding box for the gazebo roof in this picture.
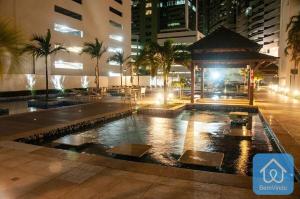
[191,51,277,67]
[189,26,278,67]
[189,26,261,52]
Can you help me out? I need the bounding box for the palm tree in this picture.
[285,12,300,87]
[82,39,106,92]
[23,29,66,100]
[139,40,190,104]
[108,52,131,86]
[0,19,23,74]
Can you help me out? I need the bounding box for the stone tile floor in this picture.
[0,141,298,199]
[256,91,300,171]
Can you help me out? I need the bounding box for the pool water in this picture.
[47,110,278,176]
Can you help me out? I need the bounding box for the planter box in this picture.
[138,104,186,117]
[28,100,82,109]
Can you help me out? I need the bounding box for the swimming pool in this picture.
[43,110,278,176]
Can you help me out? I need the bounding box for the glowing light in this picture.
[26,74,36,91]
[51,75,65,91]
[212,95,219,100]
[54,23,83,37]
[81,76,89,88]
[109,34,123,42]
[108,47,123,53]
[293,90,300,96]
[210,71,220,80]
[168,93,174,100]
[67,46,82,53]
[54,60,83,70]
[284,87,290,94]
[109,72,120,77]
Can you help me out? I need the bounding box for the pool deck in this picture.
[0,100,299,198]
[255,91,300,175]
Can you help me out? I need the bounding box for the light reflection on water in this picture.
[54,110,276,175]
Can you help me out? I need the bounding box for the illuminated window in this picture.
[55,45,82,53]
[146,3,152,8]
[54,23,83,37]
[108,60,119,66]
[109,34,123,42]
[145,10,152,15]
[108,47,123,53]
[54,60,83,70]
[109,20,123,29]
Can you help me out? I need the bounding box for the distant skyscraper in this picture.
[131,0,204,76]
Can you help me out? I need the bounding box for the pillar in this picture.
[248,66,254,105]
[191,64,195,103]
[200,67,204,98]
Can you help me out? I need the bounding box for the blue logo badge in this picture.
[253,153,294,195]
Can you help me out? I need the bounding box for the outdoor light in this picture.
[212,95,219,100]
[293,90,300,97]
[52,75,65,91]
[81,76,89,88]
[210,71,220,80]
[108,71,120,77]
[168,93,174,100]
[156,93,163,104]
[284,87,290,94]
[26,74,36,91]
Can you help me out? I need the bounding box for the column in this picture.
[248,66,254,105]
[191,64,195,103]
[200,67,204,98]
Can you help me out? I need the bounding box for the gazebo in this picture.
[188,26,278,105]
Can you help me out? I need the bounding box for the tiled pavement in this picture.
[255,91,300,172]
[0,141,299,199]
[0,102,132,140]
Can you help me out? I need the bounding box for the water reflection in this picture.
[51,110,276,175]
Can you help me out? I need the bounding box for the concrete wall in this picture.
[279,0,300,90]
[0,0,131,76]
[0,75,155,92]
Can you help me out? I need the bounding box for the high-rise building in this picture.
[157,0,203,46]
[131,0,204,76]
[206,0,238,33]
[0,0,131,76]
[204,0,280,57]
[248,0,281,57]
[278,0,300,90]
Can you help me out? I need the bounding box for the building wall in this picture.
[0,0,131,77]
[279,0,300,90]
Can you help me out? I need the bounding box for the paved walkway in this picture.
[255,91,300,172]
[0,141,298,199]
[0,102,132,141]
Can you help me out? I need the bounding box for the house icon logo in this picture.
[253,153,294,195]
[259,158,287,184]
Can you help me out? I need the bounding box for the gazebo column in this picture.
[191,64,195,103]
[200,67,204,98]
[248,65,254,105]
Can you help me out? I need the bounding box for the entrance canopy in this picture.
[188,26,278,104]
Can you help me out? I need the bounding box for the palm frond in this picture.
[0,19,24,73]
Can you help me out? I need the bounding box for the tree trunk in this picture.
[45,56,49,100]
[32,54,35,74]
[163,68,167,105]
[96,57,100,92]
[120,64,123,87]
